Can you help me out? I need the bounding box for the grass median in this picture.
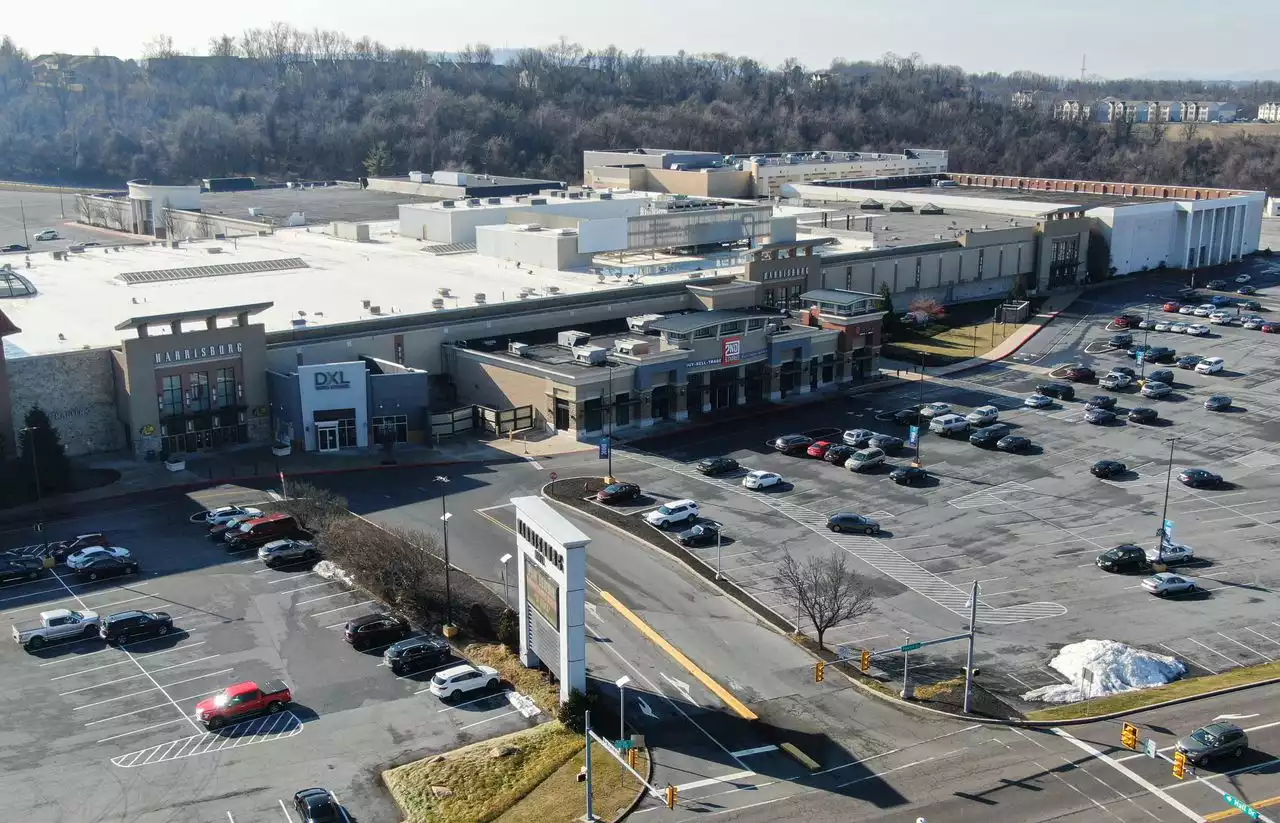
[1026,661,1280,722]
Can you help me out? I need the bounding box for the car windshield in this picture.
[213,692,232,707]
[658,505,678,515]
[1190,729,1217,745]
[1101,550,1121,560]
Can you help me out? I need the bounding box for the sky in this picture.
[3,0,1277,80]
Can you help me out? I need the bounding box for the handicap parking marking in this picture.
[110,710,303,767]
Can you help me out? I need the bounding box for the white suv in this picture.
[645,499,700,528]
[427,663,501,700]
[965,406,999,426]
[929,413,970,436]
[1195,356,1224,374]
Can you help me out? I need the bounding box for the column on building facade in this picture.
[639,390,654,428]
[700,382,711,413]
[736,366,747,405]
[569,400,583,439]
[767,365,782,402]
[838,351,855,385]
[673,383,689,421]
[797,359,812,395]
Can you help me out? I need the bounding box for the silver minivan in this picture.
[929,413,970,436]
[846,447,886,472]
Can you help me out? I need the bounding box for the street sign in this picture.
[1223,793,1261,819]
[1145,739,1157,758]
[549,471,558,481]
[33,521,43,533]
[1136,350,1146,364]
[1163,519,1174,541]
[599,439,610,459]
[901,641,924,652]
[907,425,920,447]
[614,739,635,751]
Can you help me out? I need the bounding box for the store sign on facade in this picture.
[313,370,352,391]
[154,342,244,367]
[722,336,741,365]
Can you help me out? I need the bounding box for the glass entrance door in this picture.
[316,423,339,452]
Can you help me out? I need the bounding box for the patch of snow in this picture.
[1022,639,1187,703]
[313,560,355,588]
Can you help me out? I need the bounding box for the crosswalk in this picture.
[110,711,303,768]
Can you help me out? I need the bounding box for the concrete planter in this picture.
[164,457,186,472]
[441,624,458,639]
[271,443,292,457]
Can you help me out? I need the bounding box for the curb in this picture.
[612,742,655,822]
[931,306,1069,377]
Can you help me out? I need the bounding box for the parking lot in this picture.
[0,487,537,823]
[619,270,1280,704]
[0,189,139,254]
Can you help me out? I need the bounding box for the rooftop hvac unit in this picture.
[519,286,537,296]
[509,341,530,357]
[487,197,502,205]
[409,171,428,183]
[431,298,445,309]
[572,346,608,365]
[530,198,547,205]
[516,292,530,300]
[437,287,452,297]
[474,293,486,304]
[614,339,651,356]
[599,192,612,200]
[369,305,382,315]
[547,285,561,294]
[442,200,455,209]
[765,323,780,336]
[568,192,582,199]
[468,199,481,206]
[558,330,591,348]
[627,313,663,334]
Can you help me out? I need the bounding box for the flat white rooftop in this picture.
[1,222,692,358]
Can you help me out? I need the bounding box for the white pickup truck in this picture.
[13,608,101,650]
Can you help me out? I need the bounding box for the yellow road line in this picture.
[599,590,758,721]
[1204,794,1280,821]
[475,509,514,535]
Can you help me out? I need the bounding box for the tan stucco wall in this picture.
[7,348,125,456]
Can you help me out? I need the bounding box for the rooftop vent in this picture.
[888,201,913,212]
[859,199,884,211]
[442,200,455,209]
[487,197,501,205]
[509,341,530,357]
[437,287,452,297]
[530,198,547,206]
[614,339,651,356]
[474,293,486,304]
[467,199,481,207]
[599,192,613,200]
[558,330,591,348]
[919,202,944,215]
[431,298,445,309]
[546,285,561,294]
[572,345,608,365]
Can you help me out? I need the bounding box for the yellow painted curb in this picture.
[779,742,820,771]
[599,590,758,721]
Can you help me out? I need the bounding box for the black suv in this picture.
[1036,383,1075,401]
[696,457,739,476]
[344,613,411,651]
[383,635,452,676]
[100,610,174,644]
[969,424,1012,447]
[1096,545,1149,573]
[772,434,813,454]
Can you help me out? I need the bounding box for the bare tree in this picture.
[1181,120,1200,141]
[907,297,947,322]
[195,210,214,238]
[158,198,177,239]
[275,479,348,533]
[87,198,107,228]
[777,550,875,650]
[208,34,237,57]
[74,193,91,225]
[142,34,179,59]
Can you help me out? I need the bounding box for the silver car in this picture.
[258,538,320,567]
[1141,572,1198,597]
[1176,722,1248,766]
[1024,394,1054,409]
[1140,381,1172,398]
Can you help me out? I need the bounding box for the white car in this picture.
[65,546,131,570]
[1193,305,1215,317]
[1024,394,1054,409]
[1153,321,1171,332]
[201,505,264,526]
[742,470,783,490]
[1137,318,1156,329]
[1141,572,1199,597]
[1100,373,1132,390]
[842,429,877,447]
[1186,324,1210,336]
[965,405,1000,426]
[427,663,501,700]
[1243,316,1266,330]
[645,499,700,528]
[1195,356,1225,374]
[1147,542,1195,565]
[1178,305,1196,315]
[33,229,59,241]
[1169,322,1190,333]
[1209,311,1231,325]
[1236,274,1252,283]
[919,402,953,419]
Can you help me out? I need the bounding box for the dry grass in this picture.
[912,677,967,702]
[1147,122,1280,142]
[463,643,560,714]
[385,723,583,823]
[1026,661,1280,722]
[891,320,1017,362]
[494,740,648,823]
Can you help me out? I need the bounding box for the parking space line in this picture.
[1217,632,1274,662]
[267,573,314,586]
[84,689,223,726]
[1187,638,1239,668]
[310,599,374,618]
[277,580,332,595]
[295,590,353,606]
[73,669,234,710]
[459,709,521,730]
[59,654,222,694]
[278,799,295,822]
[1245,627,1280,646]
[96,717,192,744]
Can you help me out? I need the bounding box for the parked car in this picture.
[0,556,44,584]
[195,680,293,729]
[344,612,410,650]
[209,513,260,541]
[1109,333,1134,348]
[889,466,930,485]
[1086,395,1117,410]
[258,538,320,567]
[841,429,877,448]
[1096,545,1149,573]
[596,483,641,504]
[868,434,905,451]
[1161,302,1181,313]
[1178,305,1196,315]
[0,243,29,252]
[1024,394,1054,409]
[645,500,700,528]
[73,555,139,582]
[678,522,721,547]
[928,413,970,436]
[772,434,813,454]
[1091,460,1128,479]
[893,407,925,425]
[1195,356,1225,374]
[1209,311,1232,325]
[1138,318,1156,330]
[33,229,59,241]
[12,608,100,650]
[1238,300,1263,311]
[823,445,856,466]
[696,457,739,476]
[846,448,886,472]
[1192,304,1215,317]
[1147,542,1195,565]
[1176,723,1249,766]
[1179,468,1223,488]
[293,788,344,823]
[1146,369,1175,385]
[226,513,304,550]
[1176,355,1203,369]
[1066,366,1096,382]
[743,470,783,490]
[827,513,881,535]
[806,440,837,458]
[1114,313,1142,328]
[1237,285,1256,295]
[384,635,452,676]
[100,610,173,644]
[1100,373,1132,390]
[965,405,1000,426]
[1036,383,1075,400]
[65,545,131,570]
[1169,322,1190,333]
[44,533,110,563]
[1085,407,1117,425]
[1186,324,1211,336]
[1235,273,1252,284]
[1141,381,1173,399]
[997,435,1032,453]
[919,402,953,419]
[1142,572,1199,597]
[969,424,1012,448]
[1204,395,1233,411]
[1128,407,1160,424]
[1110,366,1136,378]
[427,663,502,700]
[1265,323,1280,334]
[201,505,264,526]
[1153,320,1172,332]
[1206,279,1228,290]
[1243,316,1266,330]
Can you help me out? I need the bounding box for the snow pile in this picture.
[1022,639,1187,703]
[313,560,356,589]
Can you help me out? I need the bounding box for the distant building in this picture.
[1053,100,1084,120]
[1259,102,1280,122]
[1088,99,1238,124]
[1011,90,1040,109]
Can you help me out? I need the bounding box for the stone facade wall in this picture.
[7,349,124,456]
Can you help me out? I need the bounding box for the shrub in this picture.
[468,602,495,639]
[498,608,520,653]
[558,688,598,733]
[278,480,349,533]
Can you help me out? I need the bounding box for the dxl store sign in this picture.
[313,370,352,391]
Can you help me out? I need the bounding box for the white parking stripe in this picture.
[1245,627,1280,646]
[83,689,223,726]
[459,709,520,730]
[74,669,234,710]
[1217,632,1274,662]
[1186,638,1239,668]
[310,599,375,618]
[277,580,333,595]
[58,654,222,694]
[96,717,192,743]
[295,590,354,605]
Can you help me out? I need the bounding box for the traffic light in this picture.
[627,748,637,770]
[1121,723,1139,750]
[664,784,678,809]
[861,649,872,672]
[1172,750,1188,780]
[815,661,825,682]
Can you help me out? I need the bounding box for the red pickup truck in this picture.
[195,679,292,729]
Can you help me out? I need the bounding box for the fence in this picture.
[429,406,474,439]
[477,404,534,436]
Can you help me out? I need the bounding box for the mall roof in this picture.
[0,308,18,337]
[648,309,784,334]
[114,302,274,332]
[0,222,695,359]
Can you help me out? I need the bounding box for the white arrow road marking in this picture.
[1214,713,1260,721]
[661,673,698,706]
[636,697,657,719]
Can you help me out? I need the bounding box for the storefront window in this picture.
[372,415,408,443]
[189,372,211,412]
[159,375,183,418]
[215,367,237,408]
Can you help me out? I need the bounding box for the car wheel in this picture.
[157,625,169,636]
[83,625,99,638]
[88,572,100,581]
[26,636,45,650]
[1235,747,1244,758]
[304,550,317,561]
[864,527,875,535]
[829,525,842,533]
[206,716,225,730]
[126,565,138,575]
[26,570,37,580]
[487,678,499,689]
[267,702,282,714]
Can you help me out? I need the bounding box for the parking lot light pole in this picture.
[604,366,615,484]
[615,675,631,746]
[20,426,45,555]
[964,579,979,714]
[715,526,723,580]
[499,553,513,608]
[1158,437,1178,561]
[913,360,925,468]
[436,475,454,630]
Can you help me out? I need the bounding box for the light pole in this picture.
[20,426,45,555]
[963,579,979,714]
[715,524,723,581]
[435,475,454,630]
[1157,437,1178,562]
[604,366,615,484]
[615,675,631,746]
[499,553,513,608]
[913,359,925,468]
[57,168,65,219]
[901,630,911,698]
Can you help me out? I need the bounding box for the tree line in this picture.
[1,27,1279,193]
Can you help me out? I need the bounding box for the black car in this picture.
[0,243,28,253]
[1109,333,1134,348]
[1207,279,1228,290]
[1085,395,1117,410]
[1065,366,1096,382]
[888,466,929,486]
[0,557,44,584]
[1128,407,1160,424]
[1176,354,1204,369]
[1237,285,1257,295]
[1146,346,1176,363]
[100,610,173,644]
[1239,299,1263,311]
[1110,366,1136,378]
[1096,544,1149,573]
[696,457,739,476]
[678,522,721,547]
[1177,288,1202,301]
[826,513,881,535]
[823,445,856,465]
[997,435,1031,453]
[74,555,139,581]
[1147,369,1175,385]
[772,434,813,454]
[1085,407,1117,425]
[1204,395,1232,412]
[344,612,410,650]
[892,408,924,426]
[293,787,344,823]
[1036,383,1075,400]
[868,434,905,451]
[596,482,641,504]
[969,424,1012,447]
[384,635,451,676]
[1091,459,1128,478]
[1179,468,1223,488]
